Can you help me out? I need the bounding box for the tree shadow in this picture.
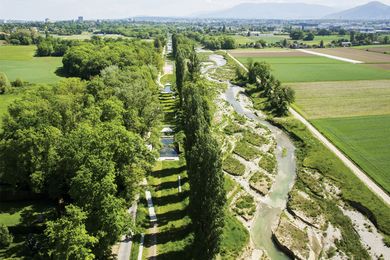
[144,224,191,247]
[155,177,188,191]
[153,190,189,207]
[153,166,186,178]
[153,243,193,260]
[55,67,69,77]
[157,208,188,226]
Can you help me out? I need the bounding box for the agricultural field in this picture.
[312,115,390,193]
[232,34,289,45]
[353,45,390,54]
[0,45,62,83]
[233,47,390,194]
[309,47,390,64]
[288,80,390,119]
[288,80,390,192]
[236,54,390,82]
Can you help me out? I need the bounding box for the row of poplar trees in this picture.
[172,34,226,259]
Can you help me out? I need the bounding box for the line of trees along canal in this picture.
[0,39,164,259]
[173,34,226,260]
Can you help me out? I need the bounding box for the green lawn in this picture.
[0,200,52,227]
[148,160,192,259]
[0,45,62,83]
[237,56,390,83]
[312,115,390,193]
[233,34,289,45]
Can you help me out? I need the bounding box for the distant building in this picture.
[78,16,84,23]
[341,42,352,47]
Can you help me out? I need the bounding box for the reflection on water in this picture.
[160,137,178,158]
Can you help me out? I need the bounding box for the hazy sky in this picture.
[0,0,389,20]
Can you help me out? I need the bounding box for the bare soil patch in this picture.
[365,47,390,54]
[365,63,390,70]
[312,48,390,63]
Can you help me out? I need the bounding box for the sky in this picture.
[0,0,389,20]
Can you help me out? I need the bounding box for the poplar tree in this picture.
[175,50,186,105]
[183,82,225,260]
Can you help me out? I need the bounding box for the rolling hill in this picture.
[325,1,390,20]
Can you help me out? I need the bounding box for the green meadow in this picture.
[0,45,62,83]
[312,115,390,193]
[237,56,390,82]
[232,34,289,45]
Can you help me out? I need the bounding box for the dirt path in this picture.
[117,200,138,260]
[290,109,390,206]
[227,52,390,207]
[297,49,364,64]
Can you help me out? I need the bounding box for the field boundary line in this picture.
[297,49,364,64]
[227,51,390,206]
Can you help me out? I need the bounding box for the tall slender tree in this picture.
[175,49,186,106]
[183,82,225,260]
[187,49,201,81]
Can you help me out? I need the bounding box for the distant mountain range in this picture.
[325,1,390,20]
[196,1,390,20]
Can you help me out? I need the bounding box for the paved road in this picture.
[227,52,390,206]
[117,200,138,260]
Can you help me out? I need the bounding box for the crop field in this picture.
[287,79,390,193]
[312,115,390,193]
[233,34,289,45]
[310,48,390,64]
[288,80,390,119]
[0,45,62,83]
[233,48,390,194]
[235,55,390,82]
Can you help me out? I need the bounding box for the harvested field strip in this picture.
[312,114,390,194]
[310,48,390,63]
[236,56,390,82]
[288,80,390,119]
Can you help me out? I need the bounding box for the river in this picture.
[204,53,297,259]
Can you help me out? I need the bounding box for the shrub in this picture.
[259,153,277,174]
[234,141,261,161]
[223,155,245,176]
[0,224,13,248]
[0,72,9,94]
[11,78,24,87]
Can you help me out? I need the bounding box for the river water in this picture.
[204,53,297,259]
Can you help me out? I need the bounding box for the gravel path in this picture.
[227,52,390,206]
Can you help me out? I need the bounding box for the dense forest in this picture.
[0,38,163,258]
